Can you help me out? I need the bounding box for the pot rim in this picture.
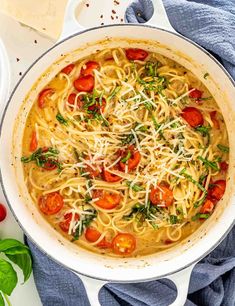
[0,23,234,282]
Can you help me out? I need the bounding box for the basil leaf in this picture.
[0,258,17,295]
[6,252,32,283]
[198,156,220,171]
[0,239,29,253]
[0,292,4,306]
[56,113,68,126]
[170,215,178,224]
[126,181,144,192]
[217,144,229,153]
[121,150,131,163]
[192,213,210,221]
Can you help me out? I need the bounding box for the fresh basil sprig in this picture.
[0,239,32,306]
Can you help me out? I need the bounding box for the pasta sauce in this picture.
[21,47,229,257]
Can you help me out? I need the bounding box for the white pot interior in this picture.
[1,25,235,282]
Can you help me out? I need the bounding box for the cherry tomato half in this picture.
[61,64,75,75]
[74,75,94,92]
[208,180,226,203]
[150,184,174,207]
[93,190,121,209]
[85,227,111,248]
[59,212,79,232]
[68,93,84,109]
[29,130,38,152]
[112,233,136,255]
[200,199,214,214]
[119,145,141,171]
[126,48,149,61]
[103,169,122,182]
[38,192,64,215]
[210,111,220,129]
[181,107,204,128]
[220,161,228,171]
[81,61,100,76]
[0,203,7,222]
[38,88,54,109]
[42,160,58,171]
[189,88,203,102]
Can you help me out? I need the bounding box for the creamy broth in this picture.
[21,47,229,257]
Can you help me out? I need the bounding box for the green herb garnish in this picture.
[21,147,62,172]
[126,181,144,192]
[217,144,229,153]
[192,213,210,221]
[121,150,131,163]
[170,215,178,224]
[107,86,121,101]
[73,210,97,240]
[56,113,68,126]
[195,125,211,137]
[198,156,220,171]
[180,168,207,193]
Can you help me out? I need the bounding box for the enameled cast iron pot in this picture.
[0,1,235,305]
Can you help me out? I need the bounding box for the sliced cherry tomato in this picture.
[93,190,121,209]
[68,93,84,109]
[200,199,214,214]
[210,111,220,129]
[181,107,204,128]
[0,203,7,222]
[29,130,38,152]
[61,64,75,75]
[38,192,64,215]
[88,98,106,113]
[42,160,58,171]
[150,184,174,207]
[38,88,54,109]
[220,161,228,171]
[81,61,100,76]
[112,233,136,255]
[119,145,141,171]
[103,169,122,182]
[126,48,148,61]
[85,227,111,248]
[59,212,79,232]
[74,75,94,92]
[189,88,203,102]
[84,157,100,178]
[208,180,226,203]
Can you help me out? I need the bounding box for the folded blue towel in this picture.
[27,1,235,305]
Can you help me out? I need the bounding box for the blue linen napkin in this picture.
[27,1,235,305]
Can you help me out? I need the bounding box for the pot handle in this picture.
[59,0,174,41]
[167,263,196,306]
[78,274,107,306]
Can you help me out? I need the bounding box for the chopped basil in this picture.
[123,202,160,225]
[72,210,97,240]
[21,147,62,171]
[121,133,135,145]
[192,213,210,221]
[126,181,144,192]
[121,150,131,163]
[170,215,178,224]
[198,156,220,171]
[145,61,159,77]
[107,86,121,101]
[56,113,68,126]
[180,168,207,193]
[217,144,229,153]
[194,193,207,208]
[195,125,211,137]
[84,195,92,203]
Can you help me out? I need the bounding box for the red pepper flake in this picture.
[86,3,89,7]
[19,72,22,76]
[34,40,37,44]
[111,16,114,20]
[112,10,116,14]
[16,58,20,62]
[120,18,124,22]
[114,0,120,4]
[101,23,104,25]
[100,15,103,18]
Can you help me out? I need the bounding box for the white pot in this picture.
[0,1,235,305]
